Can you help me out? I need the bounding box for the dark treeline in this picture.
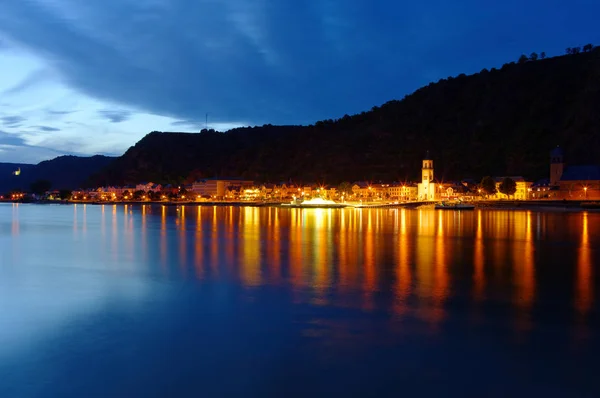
[89,45,600,186]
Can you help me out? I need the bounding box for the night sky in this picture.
[1,0,599,163]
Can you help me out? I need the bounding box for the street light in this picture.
[584,186,588,199]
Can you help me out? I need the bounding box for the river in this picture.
[0,203,598,397]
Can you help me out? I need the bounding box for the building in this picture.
[494,177,533,200]
[417,152,436,201]
[135,182,162,193]
[191,178,254,198]
[352,182,371,198]
[530,179,552,199]
[550,146,564,186]
[547,146,600,200]
[558,166,600,200]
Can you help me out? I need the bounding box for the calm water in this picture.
[1,203,599,397]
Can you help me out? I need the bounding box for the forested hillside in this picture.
[92,46,600,186]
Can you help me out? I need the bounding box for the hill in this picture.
[0,155,115,193]
[94,47,600,186]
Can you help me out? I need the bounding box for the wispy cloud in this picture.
[46,109,76,116]
[34,126,61,132]
[171,119,202,128]
[1,115,26,128]
[98,109,132,123]
[0,130,26,146]
[2,68,54,95]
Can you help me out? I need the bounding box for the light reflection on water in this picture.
[1,203,599,396]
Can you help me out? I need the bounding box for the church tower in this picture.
[550,146,564,186]
[418,151,436,200]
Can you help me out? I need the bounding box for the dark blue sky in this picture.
[0,0,599,162]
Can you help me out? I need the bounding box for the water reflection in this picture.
[576,212,593,315]
[473,210,485,301]
[28,204,597,335]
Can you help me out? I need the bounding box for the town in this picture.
[3,147,599,205]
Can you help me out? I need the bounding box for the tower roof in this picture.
[550,145,564,158]
[424,150,432,160]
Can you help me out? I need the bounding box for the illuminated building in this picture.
[493,177,533,200]
[417,152,436,201]
[191,178,254,198]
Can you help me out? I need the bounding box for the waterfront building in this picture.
[388,183,417,201]
[558,166,600,199]
[135,182,162,192]
[352,182,370,198]
[493,177,533,200]
[191,178,253,198]
[417,152,436,201]
[547,146,600,199]
[531,179,552,199]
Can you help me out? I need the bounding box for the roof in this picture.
[424,150,432,160]
[560,165,600,181]
[550,146,564,158]
[532,178,551,187]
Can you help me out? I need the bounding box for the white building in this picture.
[417,152,436,201]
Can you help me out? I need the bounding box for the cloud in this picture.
[0,143,76,164]
[2,68,54,95]
[170,119,202,129]
[1,115,26,128]
[98,109,132,123]
[0,130,26,146]
[46,109,76,116]
[0,0,404,125]
[34,126,61,132]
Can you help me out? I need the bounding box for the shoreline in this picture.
[2,199,599,212]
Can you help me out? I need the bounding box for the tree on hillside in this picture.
[529,52,538,61]
[572,47,581,54]
[499,177,517,198]
[480,176,497,197]
[540,52,546,59]
[30,179,52,195]
[583,44,594,52]
[518,54,529,64]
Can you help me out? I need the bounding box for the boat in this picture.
[435,201,475,210]
[282,197,348,208]
[581,202,600,209]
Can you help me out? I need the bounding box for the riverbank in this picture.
[3,199,600,212]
